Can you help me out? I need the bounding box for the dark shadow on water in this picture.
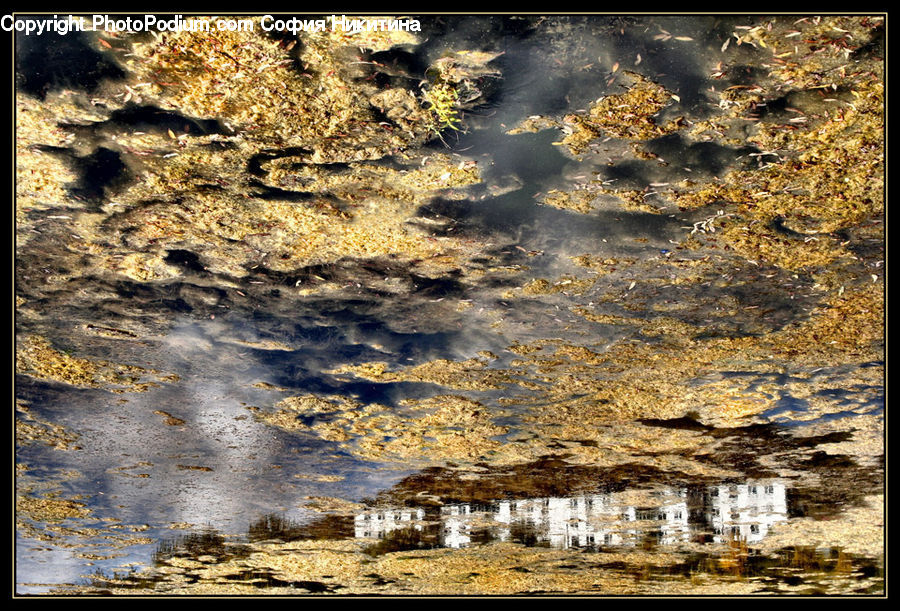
[15,28,125,99]
[153,529,232,564]
[246,147,316,177]
[362,525,442,556]
[62,105,229,138]
[164,250,207,274]
[248,513,354,543]
[30,146,130,207]
[640,134,759,178]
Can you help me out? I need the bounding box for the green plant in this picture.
[423,81,462,133]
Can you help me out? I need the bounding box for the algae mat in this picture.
[13,14,884,596]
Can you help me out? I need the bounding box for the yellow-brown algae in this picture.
[118,252,182,282]
[246,406,310,433]
[250,381,289,391]
[757,495,883,557]
[505,114,558,135]
[15,403,81,451]
[122,20,425,153]
[16,336,100,387]
[15,335,176,392]
[76,151,482,278]
[330,357,514,391]
[15,22,492,301]
[560,72,679,154]
[788,414,883,466]
[153,410,186,426]
[16,493,91,522]
[301,496,364,514]
[15,92,86,226]
[517,275,595,297]
[70,538,774,595]
[249,392,512,468]
[547,17,882,283]
[348,273,883,443]
[276,394,350,414]
[570,255,630,273]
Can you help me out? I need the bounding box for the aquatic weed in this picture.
[423,81,463,134]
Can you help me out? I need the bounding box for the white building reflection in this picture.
[354,480,787,550]
[354,508,425,539]
[706,481,787,543]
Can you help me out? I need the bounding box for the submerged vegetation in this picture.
[424,81,463,133]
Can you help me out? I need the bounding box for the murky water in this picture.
[15,14,884,595]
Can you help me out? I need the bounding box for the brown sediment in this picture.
[17,517,155,549]
[247,394,362,433]
[783,414,883,466]
[293,474,345,482]
[301,496,365,514]
[346,395,510,466]
[15,420,81,451]
[277,395,352,414]
[117,252,182,282]
[16,336,100,387]
[540,189,598,214]
[570,255,632,274]
[506,114,558,135]
[14,18,493,312]
[529,280,882,424]
[16,493,91,522]
[269,238,882,464]
[123,19,425,153]
[251,381,289,391]
[15,402,81,451]
[70,533,883,595]
[76,154,478,279]
[176,465,214,472]
[95,23,484,275]
[14,92,83,228]
[560,72,679,155]
[247,406,311,433]
[15,335,176,392]
[153,411,186,426]
[549,16,883,281]
[251,392,513,468]
[329,357,516,391]
[308,263,883,466]
[758,495,883,557]
[517,275,596,297]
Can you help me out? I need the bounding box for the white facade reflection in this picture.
[706,481,788,543]
[354,480,788,550]
[354,508,425,539]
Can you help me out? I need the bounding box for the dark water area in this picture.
[14,14,884,595]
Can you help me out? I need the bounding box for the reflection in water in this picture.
[707,482,787,544]
[77,477,883,595]
[355,508,426,539]
[15,12,884,595]
[355,480,787,550]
